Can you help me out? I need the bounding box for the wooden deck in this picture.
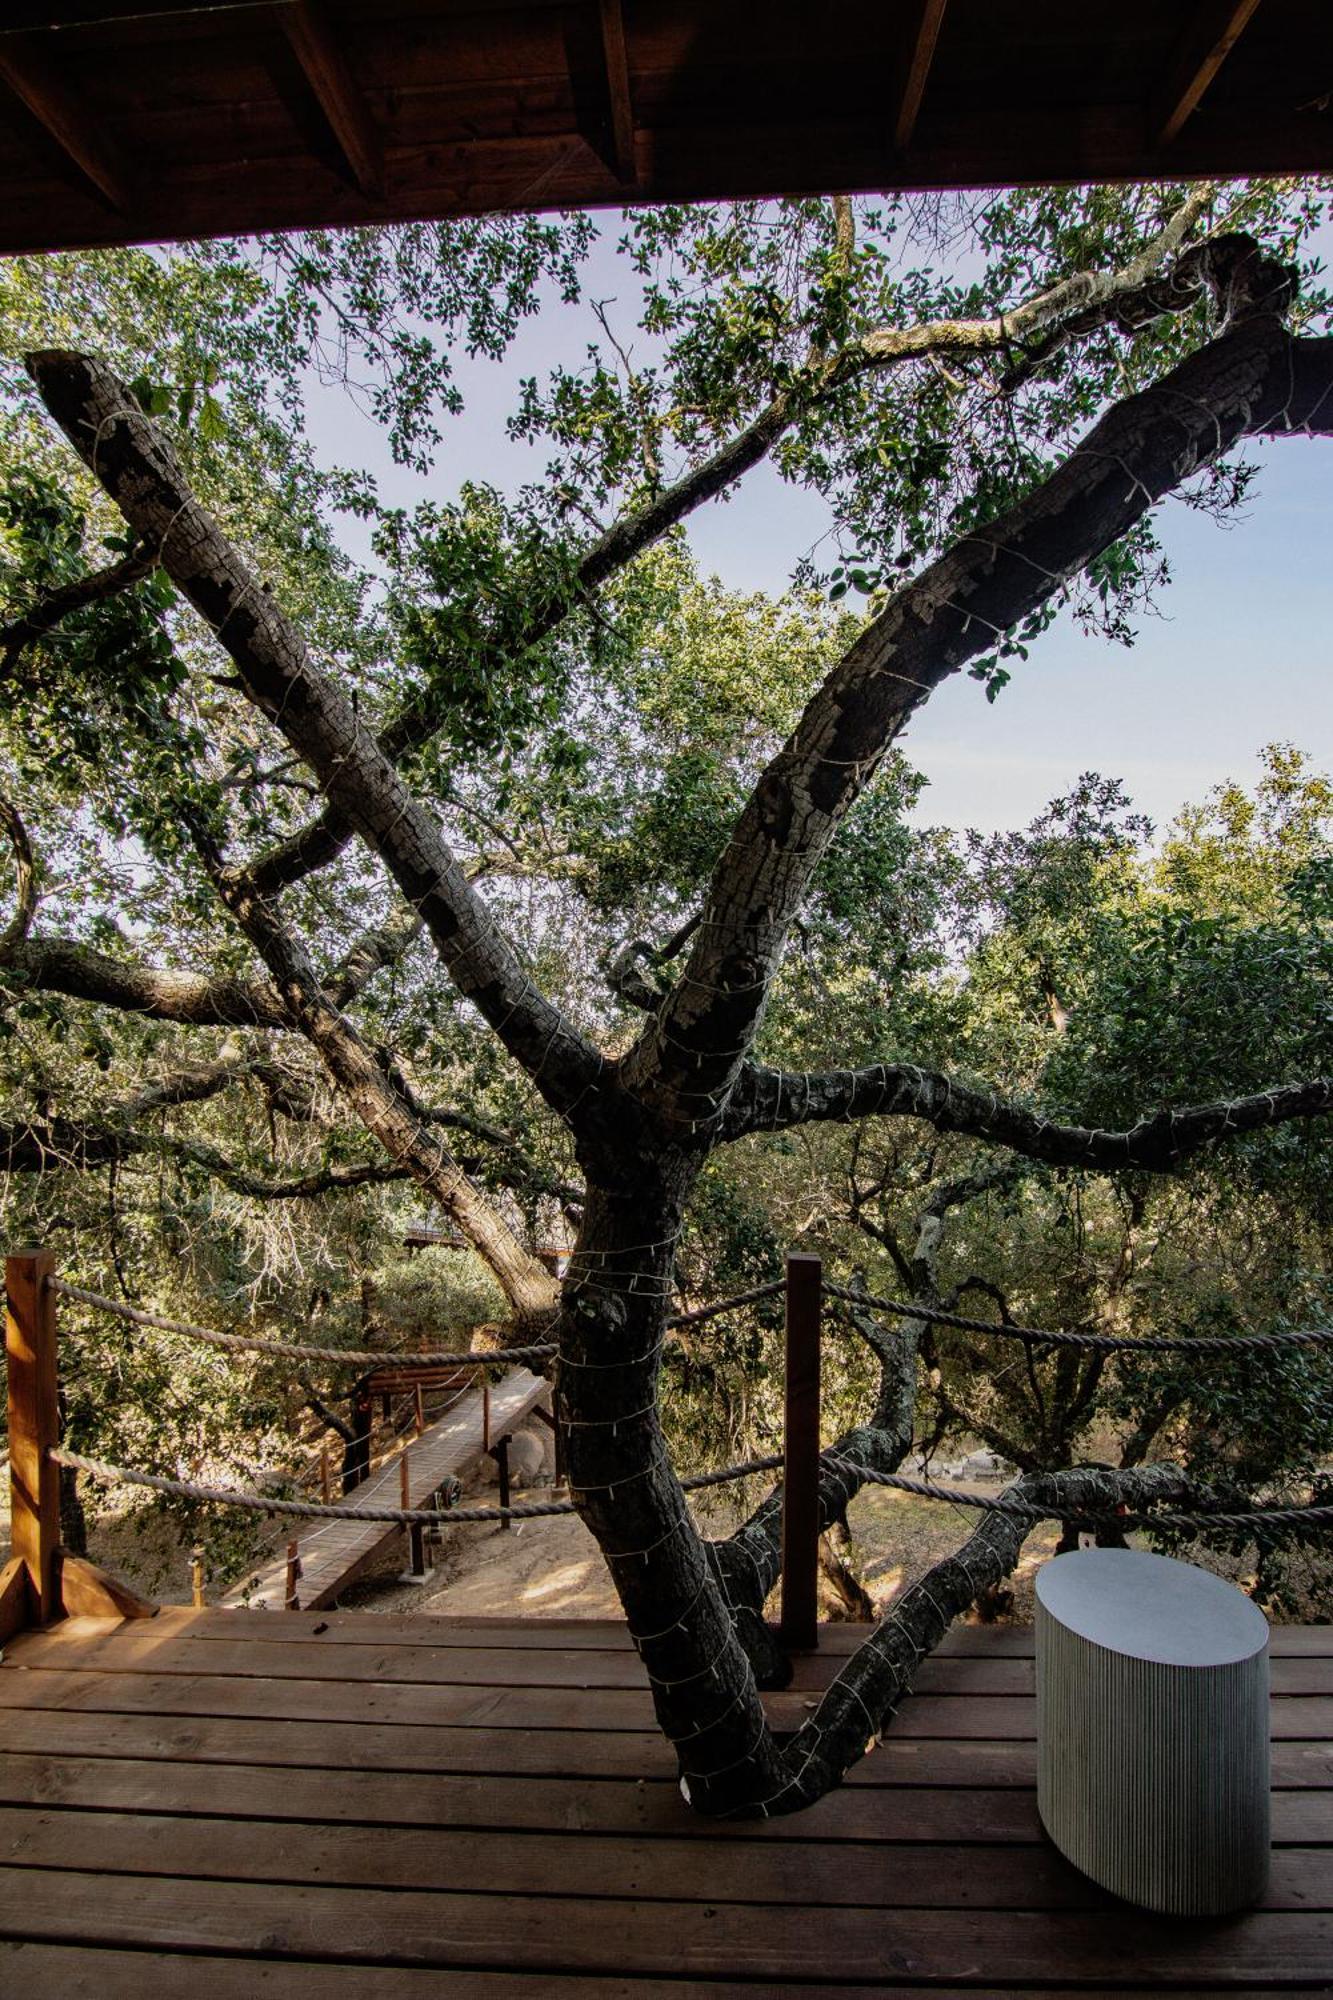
[0,1608,1329,1994]
[223,1367,550,1609]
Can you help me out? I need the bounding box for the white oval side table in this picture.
[1035,1547,1270,1915]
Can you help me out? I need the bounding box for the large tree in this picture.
[5,185,1333,1816]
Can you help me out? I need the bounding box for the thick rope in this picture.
[52,1275,782,1366]
[819,1454,1333,1533]
[51,1444,1331,1536]
[52,1281,557,1370]
[826,1283,1333,1354]
[49,1445,784,1525]
[666,1281,785,1328]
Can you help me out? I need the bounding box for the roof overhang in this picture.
[1,2,1330,256]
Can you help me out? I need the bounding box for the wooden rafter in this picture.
[0,32,131,210]
[0,0,282,26]
[282,0,382,200]
[597,0,636,185]
[892,0,948,153]
[1157,0,1266,147]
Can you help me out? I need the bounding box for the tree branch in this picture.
[27,347,604,1125]
[0,540,156,679]
[0,1111,412,1198]
[1,905,421,1031]
[623,246,1325,1131]
[0,791,39,952]
[240,193,1221,902]
[724,1060,1333,1168]
[716,1460,1194,1817]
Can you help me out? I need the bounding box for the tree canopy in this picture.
[2,180,1333,1813]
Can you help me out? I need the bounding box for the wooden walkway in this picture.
[0,1608,1329,1993]
[224,1368,550,1609]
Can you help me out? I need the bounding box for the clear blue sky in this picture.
[304,217,1333,839]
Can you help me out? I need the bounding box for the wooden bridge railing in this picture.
[4,1245,826,1645]
[3,1248,157,1640]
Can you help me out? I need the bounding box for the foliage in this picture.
[2,183,1332,1606]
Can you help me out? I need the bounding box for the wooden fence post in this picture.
[779,1251,822,1653]
[482,1373,491,1454]
[490,1432,513,1528]
[400,1443,429,1581]
[5,1248,60,1626]
[284,1539,302,1611]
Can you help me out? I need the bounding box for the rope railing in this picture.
[18,1252,1333,1638]
[51,1280,558,1370]
[665,1281,785,1329]
[49,1444,785,1525]
[51,1442,1333,1536]
[817,1454,1333,1533]
[48,1268,1333,1379]
[825,1283,1333,1354]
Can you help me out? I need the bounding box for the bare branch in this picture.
[627,272,1318,1125]
[242,193,1223,902]
[1,905,420,1032]
[0,540,156,679]
[27,347,604,1125]
[0,935,290,1027]
[0,791,39,951]
[723,1060,1333,1169]
[0,1107,413,1197]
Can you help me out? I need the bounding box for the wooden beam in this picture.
[0,1557,32,1646]
[58,1553,158,1622]
[5,1250,61,1624]
[892,0,948,153]
[0,33,132,210]
[281,0,382,200]
[1157,0,1265,148]
[0,3,284,28]
[596,0,636,185]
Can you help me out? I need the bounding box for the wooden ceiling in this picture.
[1,1,1330,256]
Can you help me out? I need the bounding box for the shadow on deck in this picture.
[0,1609,1329,1994]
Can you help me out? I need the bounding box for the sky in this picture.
[301,212,1333,841]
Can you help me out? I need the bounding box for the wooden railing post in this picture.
[779,1251,822,1653]
[284,1538,302,1611]
[400,1443,429,1581]
[482,1373,491,1454]
[5,1248,60,1625]
[490,1432,513,1529]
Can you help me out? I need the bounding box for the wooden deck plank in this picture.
[222,1367,549,1610]
[0,1739,1327,1841]
[15,1625,1332,1696]
[0,1664,812,1733]
[1,1698,1329,1793]
[2,1805,1330,1914]
[3,1869,1332,1982]
[0,1610,1329,1991]
[0,1947,927,2000]
[0,1753,1058,1841]
[54,1604,1333,1659]
[28,1949,1290,2000]
[3,1661,1326,1741]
